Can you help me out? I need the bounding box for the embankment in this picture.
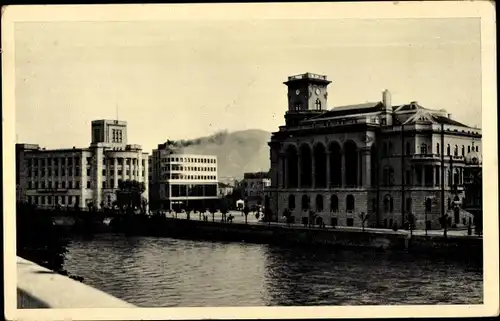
[110,216,483,259]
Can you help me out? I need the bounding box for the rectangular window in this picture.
[103,182,106,188]
[41,196,45,205]
[62,181,66,188]
[61,158,66,165]
[55,181,59,189]
[75,196,80,207]
[41,182,45,189]
[75,181,80,188]
[102,170,106,176]
[61,196,66,205]
[68,181,73,189]
[47,196,52,205]
[55,169,58,176]
[347,218,354,226]
[69,168,73,176]
[330,217,338,226]
[62,169,66,176]
[87,181,91,188]
[34,182,39,189]
[48,181,52,189]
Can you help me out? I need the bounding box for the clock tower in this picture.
[283,73,331,126]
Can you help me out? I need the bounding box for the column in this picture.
[362,149,371,187]
[341,153,346,187]
[311,153,316,189]
[279,152,285,188]
[297,155,302,188]
[358,152,363,187]
[113,158,118,188]
[326,152,331,188]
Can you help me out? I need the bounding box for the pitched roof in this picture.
[310,102,384,120]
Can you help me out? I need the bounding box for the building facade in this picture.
[267,73,482,229]
[16,120,149,210]
[148,143,219,210]
[240,172,271,209]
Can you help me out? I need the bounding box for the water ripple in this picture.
[63,234,483,307]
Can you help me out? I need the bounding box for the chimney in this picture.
[382,89,392,110]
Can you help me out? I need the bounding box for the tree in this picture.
[87,201,94,212]
[243,205,250,224]
[220,199,229,223]
[209,206,217,222]
[283,208,292,227]
[407,213,416,238]
[359,212,369,232]
[439,213,449,239]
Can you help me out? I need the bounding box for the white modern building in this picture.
[16,120,149,210]
[148,143,219,210]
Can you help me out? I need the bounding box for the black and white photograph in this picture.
[2,2,498,320]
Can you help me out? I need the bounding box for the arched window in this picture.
[421,143,427,155]
[389,142,393,155]
[316,194,324,211]
[288,194,296,210]
[425,198,432,213]
[454,145,459,156]
[461,145,465,156]
[406,142,411,155]
[476,146,479,152]
[447,144,451,155]
[330,195,339,212]
[301,194,310,211]
[468,145,471,153]
[447,198,452,210]
[346,194,355,212]
[315,99,322,110]
[436,143,440,155]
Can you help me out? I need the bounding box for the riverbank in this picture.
[107,215,482,259]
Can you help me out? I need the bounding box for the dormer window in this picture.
[315,99,322,110]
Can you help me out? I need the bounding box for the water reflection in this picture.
[64,234,482,307]
[263,246,483,305]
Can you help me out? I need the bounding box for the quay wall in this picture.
[116,217,483,257]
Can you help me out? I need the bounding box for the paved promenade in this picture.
[158,210,481,239]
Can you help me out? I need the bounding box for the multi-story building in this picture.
[218,182,234,198]
[16,120,149,210]
[462,151,482,230]
[240,172,271,209]
[148,143,219,210]
[267,72,482,229]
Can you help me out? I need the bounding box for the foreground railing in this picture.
[17,257,135,308]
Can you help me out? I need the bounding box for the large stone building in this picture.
[16,120,149,210]
[267,73,482,229]
[148,143,219,211]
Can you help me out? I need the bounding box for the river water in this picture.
[63,234,483,307]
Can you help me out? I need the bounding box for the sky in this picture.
[14,17,482,152]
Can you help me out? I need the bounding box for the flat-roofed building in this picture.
[149,143,219,210]
[16,120,149,210]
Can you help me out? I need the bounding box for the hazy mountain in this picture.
[164,129,272,181]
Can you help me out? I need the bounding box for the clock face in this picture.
[295,89,301,95]
[315,88,320,95]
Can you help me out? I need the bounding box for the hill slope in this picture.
[165,129,272,180]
